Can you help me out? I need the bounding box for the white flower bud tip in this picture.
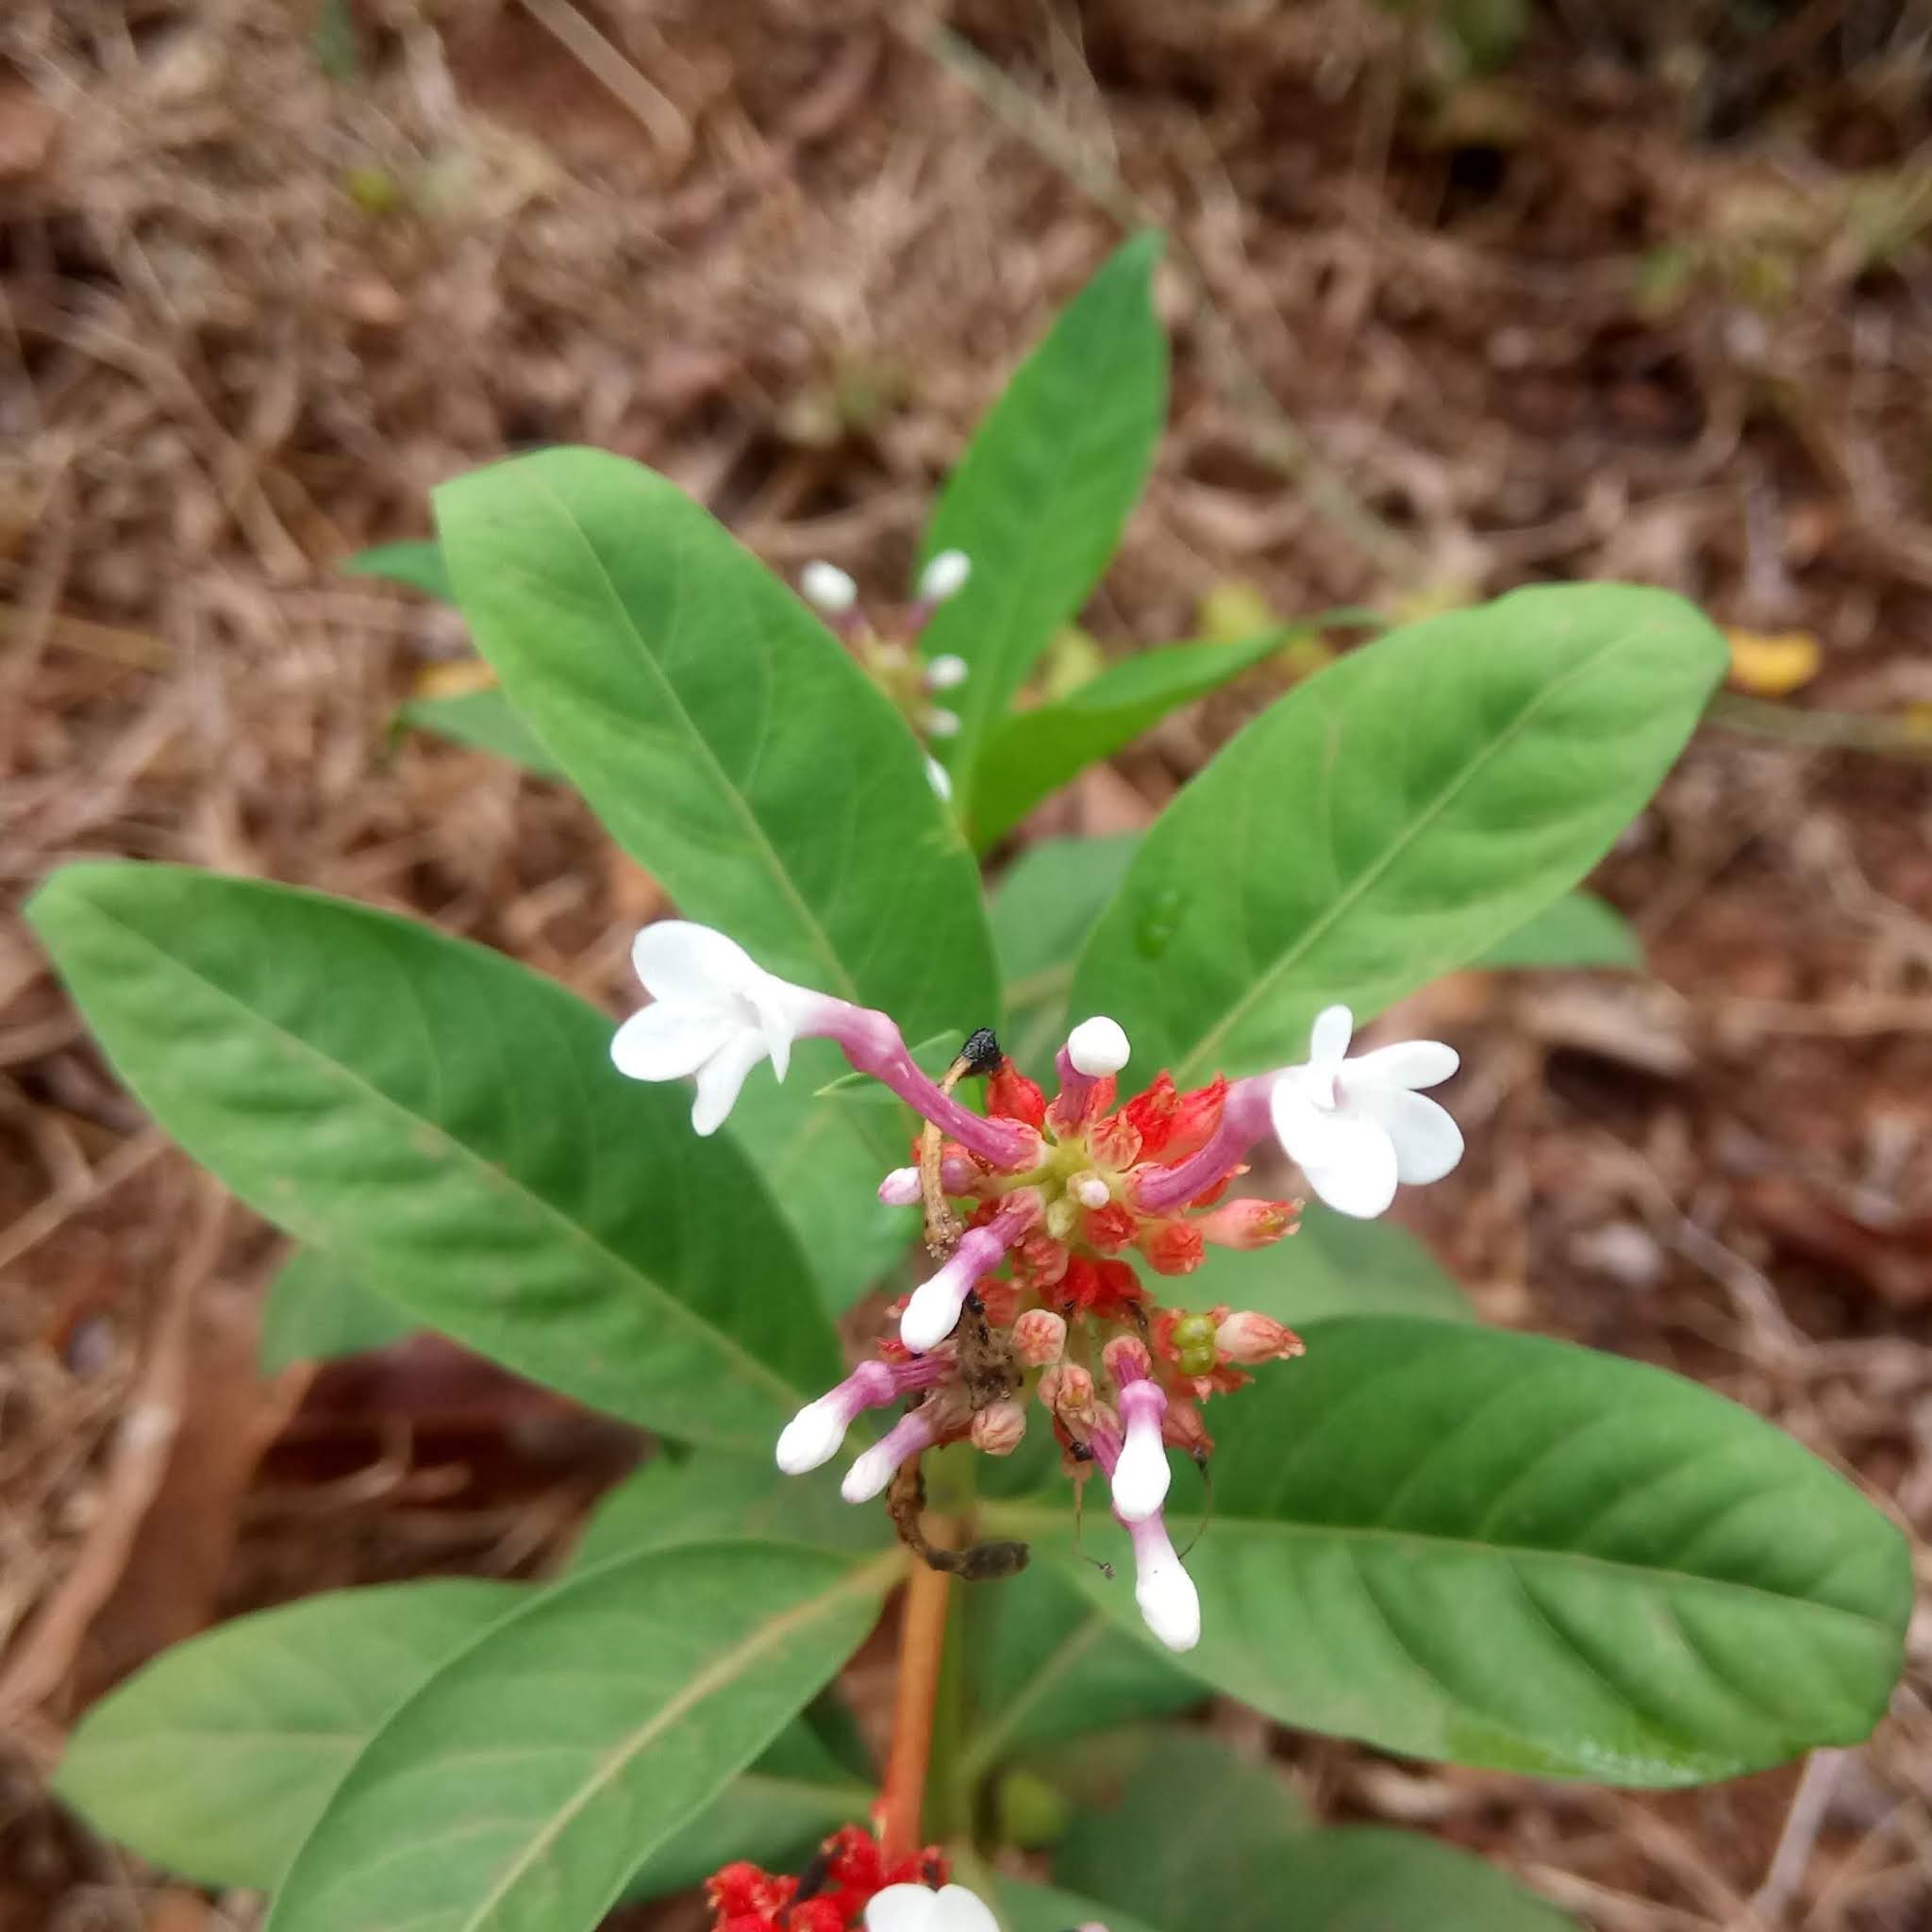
[918,549,972,603]
[877,1166,922,1207]
[801,561,857,614]
[924,653,969,691]
[924,757,953,802]
[1110,1428,1172,1524]
[1072,1174,1111,1210]
[775,1397,848,1475]
[841,1439,900,1503]
[899,1276,967,1354]
[1066,1015,1131,1076]
[925,708,961,739]
[1137,1548,1202,1653]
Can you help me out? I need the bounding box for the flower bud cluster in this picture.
[799,552,974,793]
[707,1826,961,1932]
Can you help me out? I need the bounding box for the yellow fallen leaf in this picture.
[412,658,498,699]
[1724,627,1822,697]
[1198,580,1277,644]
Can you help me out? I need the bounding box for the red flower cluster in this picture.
[707,1827,947,1932]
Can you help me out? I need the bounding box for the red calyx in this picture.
[988,1058,1047,1128]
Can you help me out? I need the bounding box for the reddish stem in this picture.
[877,1542,954,1864]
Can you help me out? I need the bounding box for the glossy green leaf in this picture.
[1181,1203,1473,1328]
[341,538,451,600]
[1001,1879,1168,1932]
[623,1718,873,1905]
[961,1563,1200,1780]
[997,1318,1911,1784]
[1073,586,1727,1082]
[918,236,1168,820]
[972,633,1286,850]
[266,1541,896,1932]
[56,1581,517,1890]
[397,689,564,779]
[1053,1728,1572,1932]
[258,1248,415,1372]
[29,863,838,1449]
[571,1453,889,1573]
[1476,890,1642,971]
[434,447,996,1045]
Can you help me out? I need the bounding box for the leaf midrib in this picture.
[524,465,862,1006]
[417,1551,898,1932]
[69,890,810,1430]
[982,1501,1892,1635]
[1174,610,1670,1081]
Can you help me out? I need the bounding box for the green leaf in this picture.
[1476,890,1643,971]
[1073,586,1727,1083]
[997,1318,1911,1785]
[572,1454,889,1574]
[1001,1879,1168,1932]
[28,863,839,1448]
[397,689,566,779]
[266,1541,897,1932]
[1051,1728,1308,1930]
[1181,1202,1473,1328]
[622,1718,872,1905]
[961,1563,1201,1781]
[341,539,451,600]
[918,236,1169,821]
[55,1581,518,1890]
[258,1249,415,1372]
[972,633,1285,850]
[1053,1727,1572,1932]
[433,447,997,1045]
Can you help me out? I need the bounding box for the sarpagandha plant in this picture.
[36,237,1911,1932]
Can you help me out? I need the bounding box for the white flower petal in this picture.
[690,1030,769,1136]
[926,707,961,739]
[878,1166,922,1207]
[608,1003,733,1081]
[1066,1015,1130,1076]
[841,1437,903,1504]
[865,1885,940,1932]
[924,652,969,691]
[929,1885,1001,1932]
[1308,1004,1354,1073]
[631,921,758,1001]
[1298,1109,1400,1219]
[1267,1073,1332,1167]
[900,1268,971,1354]
[1346,1038,1459,1091]
[1132,1526,1202,1653]
[1357,1084,1464,1185]
[924,757,953,802]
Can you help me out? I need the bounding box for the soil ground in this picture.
[3,3,1930,1928]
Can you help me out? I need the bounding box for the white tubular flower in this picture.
[1268,1005,1462,1220]
[610,922,827,1136]
[918,549,972,604]
[800,561,857,614]
[866,1882,1000,1932]
[877,1166,922,1207]
[1066,1015,1131,1076]
[924,756,953,802]
[925,708,961,739]
[1127,1512,1201,1653]
[924,653,969,691]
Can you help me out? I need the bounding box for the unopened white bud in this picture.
[919,549,972,603]
[1071,1173,1111,1210]
[1133,1524,1202,1653]
[926,708,961,739]
[841,1439,900,1502]
[924,653,969,691]
[775,1397,848,1474]
[1066,1015,1130,1076]
[878,1166,922,1207]
[801,561,857,614]
[924,757,953,802]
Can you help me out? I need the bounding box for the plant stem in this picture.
[878,1527,956,1864]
